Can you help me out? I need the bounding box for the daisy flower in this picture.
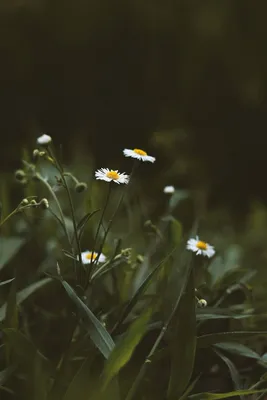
[163,185,175,194]
[186,236,215,258]
[123,148,155,163]
[37,134,52,145]
[95,168,129,184]
[80,251,106,264]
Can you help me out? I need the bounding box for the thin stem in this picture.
[35,173,71,244]
[87,184,112,281]
[0,208,19,227]
[47,147,83,285]
[91,160,138,269]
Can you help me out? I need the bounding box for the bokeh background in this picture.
[2,0,267,216]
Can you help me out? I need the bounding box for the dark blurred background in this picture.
[1,0,267,213]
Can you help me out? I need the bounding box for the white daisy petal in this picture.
[80,250,106,264]
[37,134,52,145]
[123,148,156,163]
[186,236,215,258]
[95,168,129,184]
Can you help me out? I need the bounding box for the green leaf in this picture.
[112,248,177,334]
[0,278,53,322]
[214,349,241,393]
[4,278,18,330]
[189,389,267,399]
[3,329,50,399]
[167,268,196,399]
[63,357,121,400]
[103,307,153,389]
[0,278,15,287]
[0,365,17,386]
[0,237,26,271]
[61,280,115,359]
[77,209,100,241]
[177,375,200,400]
[214,342,261,360]
[198,331,267,348]
[208,245,241,287]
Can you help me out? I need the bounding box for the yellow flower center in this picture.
[106,170,119,180]
[196,241,208,250]
[133,148,147,156]
[86,252,97,260]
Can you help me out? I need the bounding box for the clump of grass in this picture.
[0,136,267,399]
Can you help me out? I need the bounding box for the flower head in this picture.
[123,148,155,163]
[37,134,52,146]
[95,168,129,184]
[163,185,175,194]
[186,236,215,258]
[81,251,106,264]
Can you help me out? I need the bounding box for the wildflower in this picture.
[95,168,129,184]
[123,148,156,163]
[163,185,175,194]
[37,134,52,146]
[186,236,215,258]
[80,250,106,264]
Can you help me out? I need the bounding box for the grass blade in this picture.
[61,280,115,359]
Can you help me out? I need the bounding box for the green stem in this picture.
[47,147,83,285]
[0,208,19,227]
[35,173,71,244]
[87,184,112,281]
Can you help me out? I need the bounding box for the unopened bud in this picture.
[20,198,29,206]
[30,199,37,206]
[32,149,40,162]
[40,198,49,210]
[136,255,144,264]
[75,182,88,193]
[15,169,26,181]
[198,299,208,308]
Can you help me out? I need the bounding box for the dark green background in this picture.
[1,0,267,210]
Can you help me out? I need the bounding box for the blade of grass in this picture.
[61,280,115,359]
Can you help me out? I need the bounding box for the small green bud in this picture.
[75,182,88,193]
[197,299,207,308]
[136,255,144,264]
[32,149,40,162]
[30,199,37,206]
[20,198,29,206]
[15,169,26,181]
[40,198,49,210]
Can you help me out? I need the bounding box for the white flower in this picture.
[37,134,52,145]
[80,251,106,264]
[95,168,129,184]
[186,236,215,258]
[163,185,175,194]
[123,148,155,163]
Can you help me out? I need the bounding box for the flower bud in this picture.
[40,198,49,210]
[30,199,37,206]
[20,198,29,206]
[32,149,40,162]
[197,299,207,308]
[75,182,88,193]
[15,169,26,181]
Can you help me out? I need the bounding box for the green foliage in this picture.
[1,137,267,400]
